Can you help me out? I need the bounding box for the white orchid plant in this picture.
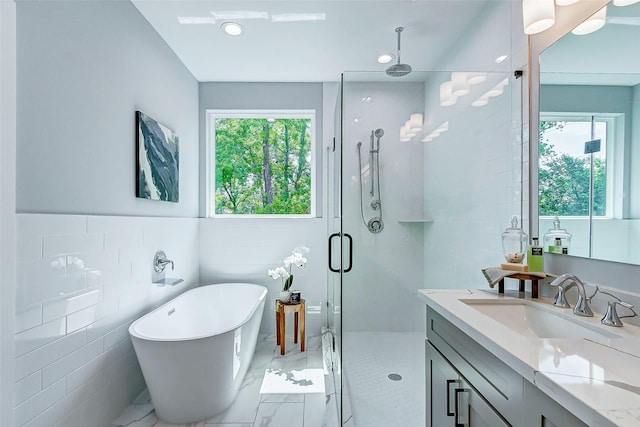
[268,246,310,291]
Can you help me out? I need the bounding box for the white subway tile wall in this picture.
[14,214,199,427]
[199,218,328,338]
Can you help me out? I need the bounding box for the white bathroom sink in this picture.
[461,299,622,340]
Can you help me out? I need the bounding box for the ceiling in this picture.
[132,0,494,82]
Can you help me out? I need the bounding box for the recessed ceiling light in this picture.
[377,53,395,64]
[353,118,361,124]
[362,96,372,102]
[177,17,216,25]
[495,55,509,64]
[222,22,243,36]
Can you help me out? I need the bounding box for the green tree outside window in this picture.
[539,120,606,217]
[214,117,313,215]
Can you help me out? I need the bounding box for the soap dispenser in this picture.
[528,238,544,272]
[543,216,572,254]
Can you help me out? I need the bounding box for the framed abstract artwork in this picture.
[136,111,179,202]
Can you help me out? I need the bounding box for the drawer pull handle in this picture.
[455,387,470,427]
[446,379,459,416]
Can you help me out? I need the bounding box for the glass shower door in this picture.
[325,79,344,425]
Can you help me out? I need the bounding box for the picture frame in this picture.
[135,111,179,202]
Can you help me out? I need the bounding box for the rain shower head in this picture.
[386,27,412,77]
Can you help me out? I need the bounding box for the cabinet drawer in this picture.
[426,307,523,426]
[523,380,588,427]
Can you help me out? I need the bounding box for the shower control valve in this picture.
[368,218,384,234]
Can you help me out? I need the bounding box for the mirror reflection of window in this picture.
[539,115,611,218]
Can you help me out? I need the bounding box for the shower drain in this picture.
[387,373,402,381]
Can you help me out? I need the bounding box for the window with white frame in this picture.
[207,110,316,217]
[539,113,619,218]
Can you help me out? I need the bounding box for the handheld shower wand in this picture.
[357,128,385,234]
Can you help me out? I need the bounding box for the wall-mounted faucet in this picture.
[549,273,598,317]
[153,250,174,273]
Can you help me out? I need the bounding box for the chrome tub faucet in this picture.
[154,250,174,273]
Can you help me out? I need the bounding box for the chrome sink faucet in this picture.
[599,290,638,327]
[549,273,598,317]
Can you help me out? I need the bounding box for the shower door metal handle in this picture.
[344,233,353,273]
[328,233,353,273]
[328,233,340,273]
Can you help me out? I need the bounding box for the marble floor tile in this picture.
[154,420,206,427]
[204,424,253,427]
[253,402,304,427]
[306,351,324,370]
[304,394,329,427]
[114,333,332,427]
[260,393,305,403]
[111,403,155,426]
[305,334,323,352]
[205,371,263,424]
[133,389,152,404]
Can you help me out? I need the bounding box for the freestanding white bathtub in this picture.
[129,283,267,423]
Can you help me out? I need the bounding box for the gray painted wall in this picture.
[198,82,324,217]
[1,2,17,424]
[17,1,199,217]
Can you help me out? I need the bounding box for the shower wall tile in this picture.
[14,213,199,427]
[423,70,517,290]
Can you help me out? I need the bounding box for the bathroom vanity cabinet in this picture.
[426,308,587,427]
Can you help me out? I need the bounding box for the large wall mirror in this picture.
[538,1,640,265]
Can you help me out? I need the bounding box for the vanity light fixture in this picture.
[522,0,556,34]
[409,113,423,132]
[471,97,489,107]
[399,126,412,142]
[613,0,640,5]
[451,72,470,96]
[484,78,509,97]
[571,5,607,35]
[467,72,487,85]
[377,53,395,64]
[222,22,244,35]
[555,0,581,5]
[362,96,373,102]
[439,81,457,107]
[422,121,448,142]
[403,121,416,137]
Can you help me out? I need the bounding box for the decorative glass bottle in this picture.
[543,216,572,254]
[502,216,528,263]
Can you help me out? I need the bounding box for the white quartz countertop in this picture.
[418,289,640,427]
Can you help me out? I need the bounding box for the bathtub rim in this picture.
[128,282,267,342]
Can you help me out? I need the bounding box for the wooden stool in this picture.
[498,273,547,298]
[275,299,305,356]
